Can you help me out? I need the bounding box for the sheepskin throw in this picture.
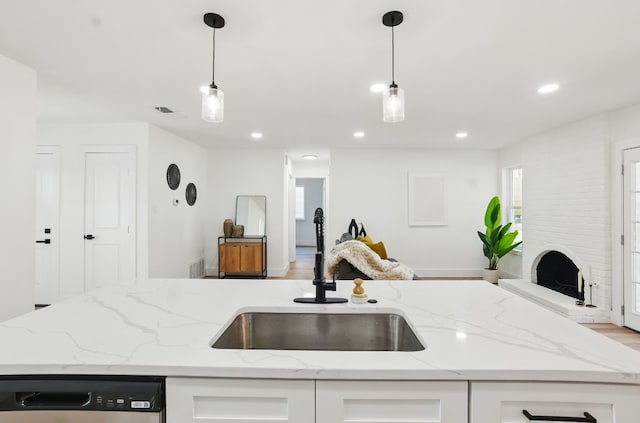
[326,240,415,280]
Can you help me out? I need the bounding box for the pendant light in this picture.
[201,13,225,123]
[382,11,404,123]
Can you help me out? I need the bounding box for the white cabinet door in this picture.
[166,377,315,423]
[471,382,640,423]
[317,380,468,423]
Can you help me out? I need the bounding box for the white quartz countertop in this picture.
[1,279,640,383]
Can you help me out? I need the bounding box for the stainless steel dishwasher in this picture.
[0,376,164,422]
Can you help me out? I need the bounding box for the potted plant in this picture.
[477,196,522,283]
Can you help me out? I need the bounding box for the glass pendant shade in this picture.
[382,85,405,123]
[201,86,224,123]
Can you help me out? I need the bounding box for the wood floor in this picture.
[583,323,640,352]
[279,246,315,280]
[284,247,640,352]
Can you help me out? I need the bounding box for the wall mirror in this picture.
[236,195,266,236]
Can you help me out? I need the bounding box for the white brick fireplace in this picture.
[499,114,612,323]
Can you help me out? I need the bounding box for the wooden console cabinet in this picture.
[218,236,267,278]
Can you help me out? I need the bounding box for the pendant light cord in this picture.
[391,25,395,85]
[211,28,216,87]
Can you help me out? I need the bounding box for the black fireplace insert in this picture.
[536,251,584,300]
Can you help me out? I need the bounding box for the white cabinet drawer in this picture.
[166,377,315,423]
[470,382,640,423]
[317,380,468,423]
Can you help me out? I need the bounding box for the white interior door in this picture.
[288,172,296,263]
[35,147,60,305]
[84,151,136,290]
[623,147,640,331]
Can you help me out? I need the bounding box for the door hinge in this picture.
[621,234,624,245]
[622,304,625,315]
[622,164,625,175]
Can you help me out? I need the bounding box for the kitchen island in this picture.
[1,279,640,422]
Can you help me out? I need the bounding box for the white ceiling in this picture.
[2,0,640,153]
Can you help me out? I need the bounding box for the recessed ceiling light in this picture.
[537,83,559,94]
[303,155,318,160]
[353,131,365,138]
[251,132,263,139]
[455,132,468,139]
[370,83,386,93]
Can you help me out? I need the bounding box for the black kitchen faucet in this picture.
[294,208,347,304]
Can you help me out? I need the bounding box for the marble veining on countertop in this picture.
[1,279,640,383]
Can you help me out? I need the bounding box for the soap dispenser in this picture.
[351,278,368,304]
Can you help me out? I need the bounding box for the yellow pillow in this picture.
[356,235,372,244]
[369,241,388,259]
[356,236,388,259]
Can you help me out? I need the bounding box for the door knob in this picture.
[84,234,95,240]
[35,239,51,244]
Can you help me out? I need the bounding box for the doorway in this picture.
[288,177,325,280]
[295,178,326,249]
[623,147,640,331]
[84,149,136,290]
[35,146,60,305]
[286,154,330,274]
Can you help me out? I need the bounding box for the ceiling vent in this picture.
[154,106,174,114]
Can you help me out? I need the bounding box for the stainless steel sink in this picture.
[211,311,425,351]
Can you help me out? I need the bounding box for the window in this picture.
[295,186,305,220]
[504,167,523,251]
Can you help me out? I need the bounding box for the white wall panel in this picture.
[205,148,287,277]
[0,54,36,320]
[147,125,207,278]
[329,149,498,277]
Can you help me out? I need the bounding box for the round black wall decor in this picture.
[186,183,197,206]
[166,164,181,190]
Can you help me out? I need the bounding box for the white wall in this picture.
[205,148,288,277]
[498,142,524,279]
[147,125,207,278]
[38,123,150,299]
[0,54,36,321]
[292,160,331,178]
[329,149,499,277]
[296,178,324,247]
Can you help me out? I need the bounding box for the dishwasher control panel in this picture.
[0,376,164,413]
[94,392,155,411]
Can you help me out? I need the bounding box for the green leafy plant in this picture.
[477,196,522,270]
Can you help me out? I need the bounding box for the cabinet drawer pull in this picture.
[523,410,596,422]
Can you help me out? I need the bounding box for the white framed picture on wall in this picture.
[407,173,448,226]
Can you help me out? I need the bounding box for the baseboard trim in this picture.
[413,268,483,278]
[269,263,289,278]
[499,270,520,279]
[205,264,290,278]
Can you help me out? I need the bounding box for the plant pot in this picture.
[482,269,499,284]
